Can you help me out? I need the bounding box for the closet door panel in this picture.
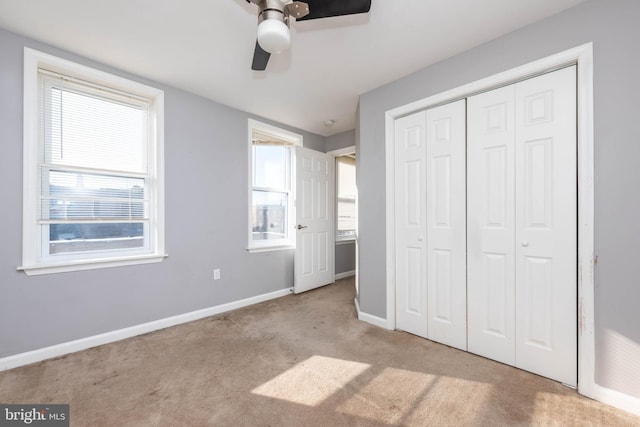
[467,85,516,365]
[395,112,428,338]
[426,100,467,350]
[514,66,577,386]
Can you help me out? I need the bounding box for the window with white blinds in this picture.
[21,49,165,275]
[247,119,301,251]
[40,71,151,255]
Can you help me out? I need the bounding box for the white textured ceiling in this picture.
[0,0,585,136]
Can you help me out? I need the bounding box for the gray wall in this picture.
[357,0,640,398]
[326,130,357,276]
[325,129,356,153]
[335,242,356,276]
[0,28,325,358]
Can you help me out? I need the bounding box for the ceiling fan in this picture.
[246,0,372,71]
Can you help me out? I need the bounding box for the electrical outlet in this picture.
[213,268,221,280]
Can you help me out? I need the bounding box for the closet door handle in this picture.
[417,235,424,242]
[521,240,529,247]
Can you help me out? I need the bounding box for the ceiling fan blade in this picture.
[296,0,371,21]
[251,40,271,71]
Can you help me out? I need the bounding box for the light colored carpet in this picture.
[1,277,638,426]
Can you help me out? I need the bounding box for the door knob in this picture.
[417,235,424,241]
[521,241,529,247]
[296,224,308,230]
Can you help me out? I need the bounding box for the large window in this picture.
[336,155,356,241]
[20,49,165,275]
[248,120,301,251]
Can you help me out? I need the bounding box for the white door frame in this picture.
[384,44,595,397]
[328,146,357,284]
[328,147,360,307]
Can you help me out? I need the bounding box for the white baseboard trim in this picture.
[354,297,392,330]
[591,384,640,417]
[0,287,294,372]
[335,270,355,280]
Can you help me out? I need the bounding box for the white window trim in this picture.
[329,146,357,243]
[247,119,302,253]
[19,48,166,275]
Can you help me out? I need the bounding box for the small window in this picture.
[20,49,165,275]
[248,120,302,251]
[336,155,356,241]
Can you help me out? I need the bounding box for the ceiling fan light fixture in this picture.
[248,0,371,70]
[257,18,290,54]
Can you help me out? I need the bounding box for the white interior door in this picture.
[514,66,577,386]
[467,84,517,366]
[426,100,467,350]
[394,111,428,337]
[294,146,335,294]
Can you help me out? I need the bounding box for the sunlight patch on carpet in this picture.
[336,368,496,424]
[532,390,589,419]
[251,355,370,407]
[335,367,437,422]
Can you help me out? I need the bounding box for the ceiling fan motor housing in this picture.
[257,0,289,25]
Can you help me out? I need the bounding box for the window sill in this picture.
[18,253,168,276]
[247,245,295,254]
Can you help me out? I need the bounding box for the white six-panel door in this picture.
[294,146,335,294]
[426,100,467,351]
[394,112,428,337]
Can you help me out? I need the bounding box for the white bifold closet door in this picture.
[425,100,467,350]
[395,112,428,338]
[467,66,577,386]
[467,83,517,366]
[395,100,466,349]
